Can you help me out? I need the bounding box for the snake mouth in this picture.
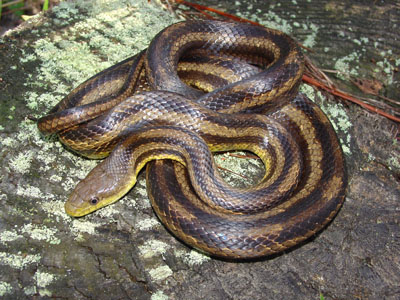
[64,200,89,217]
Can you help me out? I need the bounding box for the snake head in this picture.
[65,157,135,217]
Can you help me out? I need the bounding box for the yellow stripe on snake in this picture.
[37,20,347,259]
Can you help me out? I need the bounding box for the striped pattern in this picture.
[37,20,346,259]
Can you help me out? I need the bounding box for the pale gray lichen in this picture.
[15,184,55,201]
[334,52,361,79]
[133,179,152,209]
[9,150,34,174]
[234,3,322,49]
[0,137,17,147]
[0,252,41,270]
[148,265,173,281]
[0,230,21,243]
[0,1,185,294]
[374,56,397,85]
[302,23,319,48]
[1,224,61,246]
[151,290,169,300]
[40,200,69,222]
[139,239,171,259]
[136,217,160,231]
[21,224,61,245]
[175,249,211,266]
[3,3,182,261]
[70,219,102,236]
[0,281,12,297]
[37,288,52,297]
[387,156,400,171]
[23,286,37,296]
[34,270,56,288]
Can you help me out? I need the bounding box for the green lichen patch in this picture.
[15,184,55,201]
[301,23,319,48]
[0,1,182,246]
[40,200,69,222]
[235,5,293,34]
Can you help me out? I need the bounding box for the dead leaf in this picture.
[352,78,383,95]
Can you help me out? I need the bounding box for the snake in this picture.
[37,20,347,259]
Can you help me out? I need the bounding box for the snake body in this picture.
[37,20,347,259]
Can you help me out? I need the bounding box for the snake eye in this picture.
[90,197,99,205]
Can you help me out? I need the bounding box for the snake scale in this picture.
[37,20,347,259]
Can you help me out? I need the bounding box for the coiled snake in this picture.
[37,20,347,259]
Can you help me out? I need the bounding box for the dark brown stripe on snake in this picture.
[107,124,301,213]
[146,94,346,257]
[38,51,147,135]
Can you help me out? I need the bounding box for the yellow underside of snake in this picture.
[37,20,347,259]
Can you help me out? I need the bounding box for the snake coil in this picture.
[37,20,347,259]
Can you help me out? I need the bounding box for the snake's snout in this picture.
[64,199,83,217]
[65,191,90,217]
